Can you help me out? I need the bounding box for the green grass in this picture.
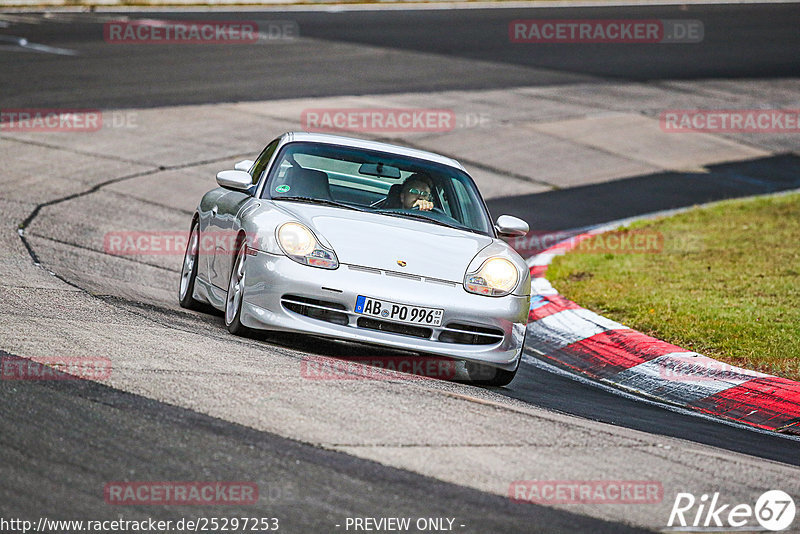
[547,193,800,381]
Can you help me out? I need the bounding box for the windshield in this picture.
[261,141,494,235]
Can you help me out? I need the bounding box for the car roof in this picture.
[281,132,466,171]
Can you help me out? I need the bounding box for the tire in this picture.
[465,360,518,387]
[178,223,201,309]
[225,239,253,336]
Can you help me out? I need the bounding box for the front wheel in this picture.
[225,240,253,336]
[178,223,201,309]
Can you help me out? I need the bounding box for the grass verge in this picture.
[547,192,800,381]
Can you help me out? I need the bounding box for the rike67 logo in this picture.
[667,490,796,531]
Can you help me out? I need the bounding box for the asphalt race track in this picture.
[0,352,642,533]
[1,4,799,108]
[1,4,800,533]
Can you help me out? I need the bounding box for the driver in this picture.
[398,173,434,211]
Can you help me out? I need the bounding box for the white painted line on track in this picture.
[611,352,771,406]
[0,35,77,55]
[528,251,560,267]
[531,277,558,296]
[526,307,626,350]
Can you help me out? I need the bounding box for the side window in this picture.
[251,139,280,185]
[435,185,452,217]
[450,179,474,227]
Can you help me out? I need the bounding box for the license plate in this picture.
[355,295,443,327]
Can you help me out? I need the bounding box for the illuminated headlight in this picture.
[465,257,518,297]
[277,222,338,269]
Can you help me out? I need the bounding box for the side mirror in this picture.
[216,170,252,191]
[495,215,529,237]
[234,160,255,172]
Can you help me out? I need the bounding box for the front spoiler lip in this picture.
[279,294,506,343]
[241,301,526,371]
[195,251,529,371]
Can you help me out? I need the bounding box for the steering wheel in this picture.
[411,205,446,215]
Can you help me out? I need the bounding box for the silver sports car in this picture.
[179,132,531,386]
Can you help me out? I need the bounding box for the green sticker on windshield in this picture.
[275,184,290,193]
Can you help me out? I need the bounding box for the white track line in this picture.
[0,35,77,55]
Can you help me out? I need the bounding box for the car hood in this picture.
[278,203,495,281]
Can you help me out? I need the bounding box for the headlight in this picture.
[278,223,315,256]
[464,257,518,296]
[277,222,338,269]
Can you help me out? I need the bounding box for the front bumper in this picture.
[240,250,529,370]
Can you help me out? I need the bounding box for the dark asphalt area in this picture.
[2,4,799,531]
[0,4,798,108]
[0,350,644,533]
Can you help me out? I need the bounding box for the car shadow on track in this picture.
[239,328,475,382]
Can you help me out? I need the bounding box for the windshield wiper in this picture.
[376,210,468,232]
[274,196,365,212]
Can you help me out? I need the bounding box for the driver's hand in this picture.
[413,199,434,211]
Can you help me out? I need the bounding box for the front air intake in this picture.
[438,323,504,345]
[356,317,433,339]
[281,295,348,326]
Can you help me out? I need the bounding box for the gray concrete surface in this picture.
[2,78,800,530]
